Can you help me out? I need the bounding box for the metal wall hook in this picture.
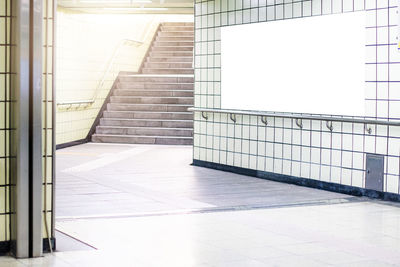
[326,121,333,132]
[261,116,268,125]
[230,113,237,123]
[295,118,303,129]
[201,111,208,120]
[365,124,372,135]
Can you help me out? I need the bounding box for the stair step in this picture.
[107,103,192,112]
[116,82,193,90]
[161,22,194,26]
[118,76,194,83]
[150,51,193,57]
[147,57,193,63]
[141,68,194,74]
[103,111,193,120]
[96,126,193,137]
[161,26,194,31]
[156,36,194,42]
[158,31,194,37]
[110,96,193,105]
[100,118,193,128]
[92,134,193,145]
[153,41,194,47]
[113,89,193,97]
[144,62,192,68]
[151,46,193,52]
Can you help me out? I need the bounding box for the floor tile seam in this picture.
[55,196,366,222]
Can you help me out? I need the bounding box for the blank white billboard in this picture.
[221,12,365,116]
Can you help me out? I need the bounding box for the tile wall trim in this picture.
[193,159,400,202]
[55,139,88,150]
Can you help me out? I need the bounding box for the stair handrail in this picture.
[57,38,144,109]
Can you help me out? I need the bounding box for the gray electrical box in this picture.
[365,154,384,192]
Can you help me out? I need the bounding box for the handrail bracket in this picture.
[365,124,372,135]
[295,118,303,129]
[261,116,268,125]
[230,113,237,123]
[326,121,333,132]
[201,111,208,120]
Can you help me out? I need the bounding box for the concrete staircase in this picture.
[92,22,194,145]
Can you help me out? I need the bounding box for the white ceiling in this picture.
[58,0,194,14]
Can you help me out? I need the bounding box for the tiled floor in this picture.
[1,143,400,266]
[3,201,400,266]
[56,143,355,218]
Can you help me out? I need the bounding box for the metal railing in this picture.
[188,107,400,132]
[57,38,144,109]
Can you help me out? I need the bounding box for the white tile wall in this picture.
[194,0,400,195]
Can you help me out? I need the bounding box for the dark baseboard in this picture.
[56,139,88,150]
[43,237,56,253]
[0,241,10,256]
[0,238,56,256]
[192,160,400,202]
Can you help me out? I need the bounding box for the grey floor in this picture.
[56,143,355,218]
[2,143,400,266]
